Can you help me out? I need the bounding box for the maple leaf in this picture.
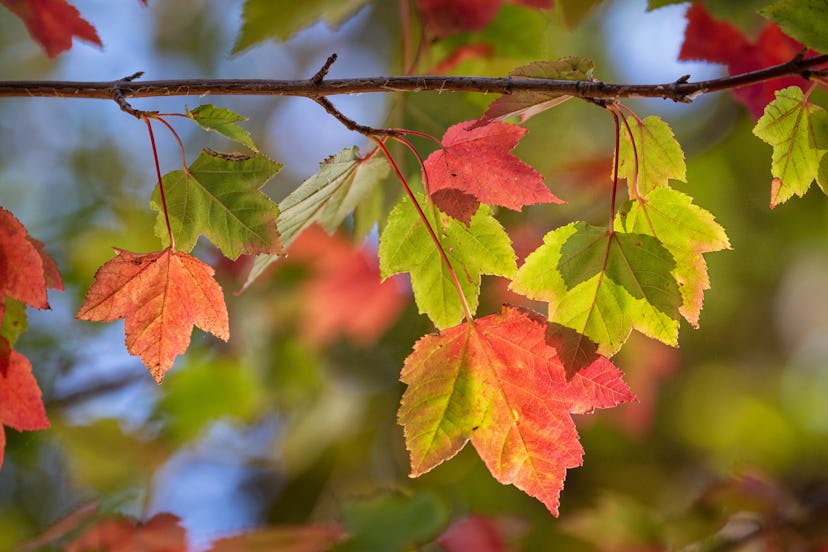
[752,86,828,207]
[399,305,635,515]
[289,227,405,346]
[679,3,811,119]
[76,247,229,383]
[207,524,346,552]
[232,0,370,53]
[150,149,284,260]
[0,350,50,469]
[185,104,259,152]
[0,206,63,374]
[617,188,731,326]
[415,0,552,38]
[480,57,595,125]
[618,115,686,199]
[424,120,561,221]
[379,193,516,329]
[510,222,681,356]
[0,0,101,57]
[65,512,187,552]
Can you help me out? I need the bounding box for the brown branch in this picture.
[0,54,825,103]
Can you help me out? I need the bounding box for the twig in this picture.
[0,53,823,102]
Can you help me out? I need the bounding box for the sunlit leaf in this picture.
[510,222,681,355]
[618,115,686,199]
[379,193,516,329]
[185,104,259,152]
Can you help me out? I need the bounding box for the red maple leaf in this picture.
[399,305,635,515]
[416,0,552,38]
[66,512,187,552]
[288,226,405,346]
[0,0,101,57]
[678,3,811,119]
[0,206,63,374]
[0,350,50,469]
[424,120,562,222]
[76,247,229,383]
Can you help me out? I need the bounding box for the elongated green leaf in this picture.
[151,150,283,259]
[617,188,730,327]
[761,0,828,53]
[618,115,686,198]
[379,193,515,329]
[278,147,389,245]
[185,105,258,152]
[480,57,595,124]
[510,222,681,355]
[753,86,828,207]
[232,0,370,53]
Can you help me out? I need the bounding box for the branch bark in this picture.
[0,53,825,103]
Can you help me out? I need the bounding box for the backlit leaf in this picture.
[0,350,50,469]
[232,0,370,53]
[618,115,686,199]
[761,0,828,53]
[617,188,730,327]
[278,147,389,245]
[0,0,101,57]
[150,149,284,259]
[379,193,515,329]
[510,222,681,355]
[424,120,561,220]
[481,57,595,124]
[399,305,634,515]
[185,104,259,152]
[76,247,229,382]
[752,86,828,207]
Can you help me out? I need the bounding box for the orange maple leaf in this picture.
[0,206,63,374]
[0,0,101,57]
[76,247,229,383]
[66,513,187,552]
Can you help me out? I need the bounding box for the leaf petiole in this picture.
[143,118,175,250]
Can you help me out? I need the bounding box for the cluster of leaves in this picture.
[1,0,827,549]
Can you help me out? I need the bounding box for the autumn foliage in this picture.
[1,0,828,550]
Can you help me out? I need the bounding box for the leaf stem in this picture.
[150,115,189,173]
[144,118,175,250]
[371,136,474,323]
[609,108,621,228]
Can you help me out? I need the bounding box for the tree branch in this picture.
[0,54,825,103]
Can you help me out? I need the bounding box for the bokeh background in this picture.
[1,0,827,549]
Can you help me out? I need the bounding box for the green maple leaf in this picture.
[232,0,370,53]
[185,105,258,152]
[510,221,681,355]
[379,193,516,329]
[617,188,730,327]
[618,115,686,199]
[278,146,389,245]
[753,86,828,207]
[151,149,284,260]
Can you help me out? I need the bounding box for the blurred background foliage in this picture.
[1,0,828,550]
